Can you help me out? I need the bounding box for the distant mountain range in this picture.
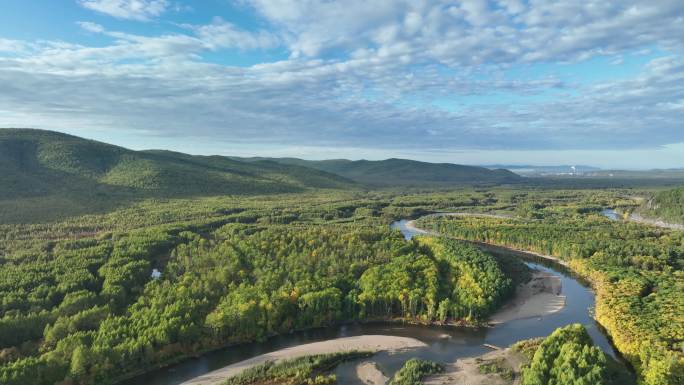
[3,128,684,223]
[234,157,521,187]
[0,129,355,201]
[0,129,524,221]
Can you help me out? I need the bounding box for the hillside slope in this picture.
[0,129,355,222]
[235,157,522,187]
[641,187,684,223]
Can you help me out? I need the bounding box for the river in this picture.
[601,208,621,221]
[121,216,623,385]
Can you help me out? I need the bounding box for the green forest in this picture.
[3,0,684,381]
[643,187,684,223]
[420,202,684,384]
[0,189,535,385]
[513,324,633,385]
[0,159,682,385]
[387,358,444,385]
[520,324,609,385]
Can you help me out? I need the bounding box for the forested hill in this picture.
[0,128,526,222]
[643,186,684,223]
[233,157,522,187]
[0,129,356,221]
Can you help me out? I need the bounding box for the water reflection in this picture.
[601,208,621,221]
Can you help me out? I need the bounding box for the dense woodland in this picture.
[0,129,357,223]
[0,186,679,384]
[644,187,684,223]
[0,190,527,385]
[420,203,684,385]
[387,358,443,385]
[0,129,530,224]
[514,324,630,385]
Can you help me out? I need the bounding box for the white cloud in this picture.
[0,0,683,163]
[244,0,684,66]
[0,38,29,53]
[77,21,105,33]
[193,19,280,51]
[0,47,681,153]
[78,0,169,21]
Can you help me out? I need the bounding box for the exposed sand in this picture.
[404,220,432,235]
[355,361,389,385]
[489,271,566,324]
[605,208,684,231]
[628,213,684,230]
[615,196,683,231]
[424,348,526,385]
[179,335,426,385]
[406,215,568,324]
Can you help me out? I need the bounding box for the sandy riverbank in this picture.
[628,213,684,230]
[179,335,426,385]
[404,219,432,235]
[407,215,568,323]
[355,361,389,385]
[424,347,526,385]
[489,271,566,324]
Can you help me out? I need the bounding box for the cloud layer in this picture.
[1,0,683,161]
[78,0,169,21]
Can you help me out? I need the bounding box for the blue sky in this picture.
[0,0,683,169]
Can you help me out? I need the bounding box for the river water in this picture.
[602,208,621,221]
[122,217,623,385]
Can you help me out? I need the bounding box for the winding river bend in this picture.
[122,216,622,385]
